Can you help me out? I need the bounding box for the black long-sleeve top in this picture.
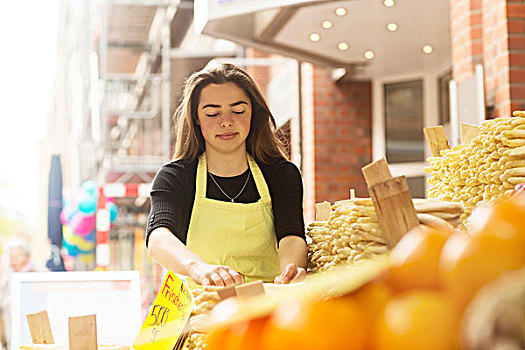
[146,157,305,247]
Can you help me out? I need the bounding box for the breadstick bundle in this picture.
[426,113,525,224]
[413,198,464,230]
[307,198,463,273]
[183,286,221,350]
[307,198,385,272]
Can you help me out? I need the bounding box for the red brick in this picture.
[472,27,483,40]
[508,19,525,33]
[507,3,525,18]
[509,52,525,66]
[470,12,483,25]
[509,68,525,82]
[508,35,525,51]
[510,84,525,99]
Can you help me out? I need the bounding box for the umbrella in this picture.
[46,154,65,271]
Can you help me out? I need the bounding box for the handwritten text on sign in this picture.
[133,271,194,350]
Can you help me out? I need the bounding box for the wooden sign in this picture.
[424,126,450,157]
[68,315,97,350]
[314,201,332,221]
[133,271,194,350]
[461,123,480,145]
[362,158,420,248]
[26,310,54,344]
[235,280,265,299]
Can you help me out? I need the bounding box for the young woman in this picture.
[146,63,307,286]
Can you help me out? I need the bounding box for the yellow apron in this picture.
[186,153,281,283]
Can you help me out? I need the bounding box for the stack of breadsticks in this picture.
[307,198,463,273]
[426,112,525,223]
[183,286,222,350]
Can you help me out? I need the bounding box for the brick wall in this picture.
[506,1,525,113]
[450,0,483,84]
[451,0,525,117]
[483,0,525,117]
[301,63,372,221]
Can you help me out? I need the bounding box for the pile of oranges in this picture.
[206,193,525,350]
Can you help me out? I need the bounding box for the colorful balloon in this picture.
[81,180,98,195]
[77,192,97,215]
[70,213,95,236]
[62,238,80,257]
[60,210,69,225]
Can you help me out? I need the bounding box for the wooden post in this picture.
[69,315,97,350]
[314,201,332,221]
[362,158,420,248]
[424,126,450,157]
[26,310,54,344]
[461,123,480,145]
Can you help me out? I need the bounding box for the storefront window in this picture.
[439,71,452,125]
[384,80,425,163]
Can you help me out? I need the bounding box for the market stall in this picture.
[18,112,525,350]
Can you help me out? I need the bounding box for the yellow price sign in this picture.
[133,271,194,350]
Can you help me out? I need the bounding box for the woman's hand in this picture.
[189,262,243,286]
[274,263,306,284]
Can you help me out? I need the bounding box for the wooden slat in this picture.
[217,285,238,301]
[361,158,393,187]
[362,158,419,248]
[424,126,450,157]
[235,280,265,299]
[26,311,54,344]
[461,123,480,145]
[314,201,332,221]
[367,176,420,248]
[68,315,97,350]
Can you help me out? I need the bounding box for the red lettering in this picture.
[160,275,174,297]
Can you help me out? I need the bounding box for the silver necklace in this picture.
[208,169,251,203]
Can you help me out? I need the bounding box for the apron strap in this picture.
[247,154,271,203]
[195,153,207,199]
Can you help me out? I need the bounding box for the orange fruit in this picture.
[346,280,392,350]
[440,228,525,311]
[469,194,525,237]
[375,290,459,350]
[206,326,230,350]
[262,297,366,350]
[222,316,268,350]
[387,225,452,292]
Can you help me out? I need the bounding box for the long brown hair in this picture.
[173,63,287,163]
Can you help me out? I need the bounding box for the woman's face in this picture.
[197,82,252,156]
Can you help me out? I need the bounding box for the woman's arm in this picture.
[148,227,243,286]
[274,235,308,284]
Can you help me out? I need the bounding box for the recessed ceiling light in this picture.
[383,0,395,7]
[335,7,347,16]
[321,20,333,29]
[422,45,434,54]
[364,50,375,59]
[386,23,398,32]
[309,33,321,42]
[338,42,349,51]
